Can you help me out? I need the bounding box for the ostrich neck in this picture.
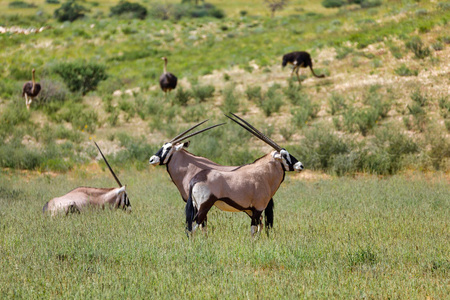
[163,60,167,74]
[31,72,36,93]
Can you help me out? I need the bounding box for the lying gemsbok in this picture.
[43,142,131,216]
[149,120,277,232]
[186,113,304,236]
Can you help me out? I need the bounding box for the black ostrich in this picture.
[282,51,325,82]
[22,68,41,110]
[159,57,177,95]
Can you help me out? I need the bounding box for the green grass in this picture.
[0,170,449,298]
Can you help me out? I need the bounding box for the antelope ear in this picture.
[183,141,190,148]
[117,186,126,195]
[272,151,283,161]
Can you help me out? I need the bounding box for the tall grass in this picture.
[0,171,448,298]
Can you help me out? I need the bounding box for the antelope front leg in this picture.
[251,210,263,238]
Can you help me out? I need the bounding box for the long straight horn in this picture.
[170,119,209,143]
[94,141,123,187]
[230,112,282,151]
[225,113,282,151]
[172,123,225,144]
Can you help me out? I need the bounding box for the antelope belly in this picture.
[214,200,240,212]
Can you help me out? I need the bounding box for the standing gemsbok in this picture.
[43,142,131,216]
[185,113,304,236]
[149,120,277,232]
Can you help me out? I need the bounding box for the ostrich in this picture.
[22,68,41,110]
[282,51,325,82]
[159,57,177,94]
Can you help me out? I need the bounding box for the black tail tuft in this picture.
[185,190,196,233]
[265,198,274,230]
[42,202,49,214]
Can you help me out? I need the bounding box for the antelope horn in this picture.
[172,123,226,144]
[225,113,282,152]
[94,141,123,187]
[169,119,209,143]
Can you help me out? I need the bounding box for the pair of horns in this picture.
[225,113,283,152]
[94,141,123,188]
[170,119,225,145]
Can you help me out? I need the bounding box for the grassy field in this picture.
[0,0,449,297]
[0,169,449,298]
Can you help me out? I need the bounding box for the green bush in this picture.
[405,36,431,59]
[46,0,60,4]
[192,84,215,103]
[150,2,225,20]
[112,133,157,169]
[172,87,192,106]
[54,0,88,22]
[245,86,262,102]
[53,61,107,95]
[395,64,418,76]
[8,1,36,8]
[259,84,284,117]
[52,102,98,133]
[322,0,345,8]
[37,79,70,104]
[328,93,347,115]
[221,84,240,113]
[110,1,147,20]
[360,0,382,8]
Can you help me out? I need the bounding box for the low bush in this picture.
[37,79,70,104]
[220,84,240,113]
[245,86,262,102]
[110,1,147,20]
[405,36,431,59]
[54,0,88,22]
[360,0,382,8]
[51,101,98,133]
[112,133,158,169]
[192,84,215,103]
[395,64,418,76]
[258,84,283,117]
[322,0,345,8]
[8,1,36,8]
[328,93,347,115]
[172,87,192,106]
[53,61,107,95]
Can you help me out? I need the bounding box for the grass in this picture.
[0,170,448,298]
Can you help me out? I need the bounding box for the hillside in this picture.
[0,0,449,175]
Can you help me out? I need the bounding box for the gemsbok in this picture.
[43,142,131,216]
[185,113,304,236]
[148,120,277,232]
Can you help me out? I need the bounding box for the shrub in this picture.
[37,79,70,104]
[405,36,431,59]
[110,1,147,20]
[8,1,36,8]
[388,44,403,59]
[46,0,60,4]
[259,84,283,117]
[360,0,382,8]
[221,84,240,113]
[112,133,157,170]
[432,41,444,51]
[245,86,262,102]
[53,61,107,95]
[328,93,347,115]
[322,0,345,8]
[192,84,215,103]
[172,87,192,106]
[292,126,350,171]
[52,102,98,133]
[54,0,88,22]
[347,246,377,267]
[395,64,418,76]
[181,105,206,122]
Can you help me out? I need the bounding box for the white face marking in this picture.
[149,155,160,165]
[294,161,304,172]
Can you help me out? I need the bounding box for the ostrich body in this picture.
[282,51,325,82]
[159,57,177,94]
[22,69,41,110]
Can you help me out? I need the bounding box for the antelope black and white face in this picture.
[149,142,189,166]
[273,149,304,172]
[117,186,131,211]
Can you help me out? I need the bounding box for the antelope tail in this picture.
[309,65,325,78]
[42,202,49,214]
[185,187,196,233]
[265,198,274,230]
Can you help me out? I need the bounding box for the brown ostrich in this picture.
[22,68,41,110]
[282,51,325,82]
[159,57,177,95]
